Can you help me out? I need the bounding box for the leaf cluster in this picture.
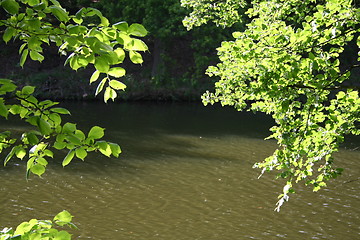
[181,0,248,30]
[0,79,121,178]
[0,0,148,102]
[0,210,75,240]
[187,0,360,210]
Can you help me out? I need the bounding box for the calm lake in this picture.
[0,102,359,239]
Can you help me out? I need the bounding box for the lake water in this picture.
[0,102,359,239]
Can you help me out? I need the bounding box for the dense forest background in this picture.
[0,0,243,101]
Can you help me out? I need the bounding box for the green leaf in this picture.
[21,86,35,95]
[30,164,45,176]
[1,0,20,14]
[96,141,111,157]
[27,132,39,145]
[109,142,121,157]
[88,126,104,139]
[51,107,71,115]
[73,16,83,24]
[53,141,66,150]
[37,118,52,135]
[3,27,16,43]
[94,56,110,73]
[74,129,85,140]
[104,87,117,102]
[109,80,126,90]
[90,70,100,84]
[65,133,81,145]
[129,50,143,64]
[28,36,41,50]
[28,0,40,6]
[128,23,148,37]
[20,49,29,67]
[36,157,48,166]
[19,43,27,54]
[126,39,148,51]
[108,67,126,78]
[113,21,128,32]
[0,80,17,93]
[48,5,69,22]
[95,77,107,96]
[44,149,53,158]
[75,147,87,160]
[55,230,72,240]
[15,146,26,160]
[87,8,109,26]
[62,122,76,133]
[4,146,15,166]
[69,56,80,71]
[29,50,44,62]
[54,210,73,226]
[62,149,75,167]
[114,48,125,62]
[0,100,9,118]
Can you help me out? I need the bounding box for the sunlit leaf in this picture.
[75,147,87,160]
[109,80,126,90]
[96,141,111,157]
[128,23,148,37]
[90,70,100,84]
[104,87,116,102]
[28,0,40,6]
[95,77,107,96]
[54,210,73,226]
[62,149,75,167]
[108,67,126,78]
[126,39,148,51]
[4,146,15,166]
[0,80,17,93]
[109,142,121,157]
[44,149,53,158]
[51,107,71,115]
[94,56,110,73]
[29,50,44,62]
[62,123,76,133]
[54,230,72,240]
[114,48,125,62]
[88,126,104,139]
[31,164,46,176]
[129,50,143,64]
[15,146,26,160]
[21,86,35,95]
[113,21,128,32]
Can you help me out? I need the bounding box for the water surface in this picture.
[0,102,359,239]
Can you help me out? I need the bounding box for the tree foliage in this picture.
[0,0,147,176]
[181,0,247,30]
[62,0,240,97]
[1,0,148,102]
[0,210,75,240]
[0,0,147,237]
[182,0,360,210]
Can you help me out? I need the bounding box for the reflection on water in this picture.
[0,102,359,239]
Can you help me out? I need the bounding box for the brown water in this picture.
[0,102,359,239]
